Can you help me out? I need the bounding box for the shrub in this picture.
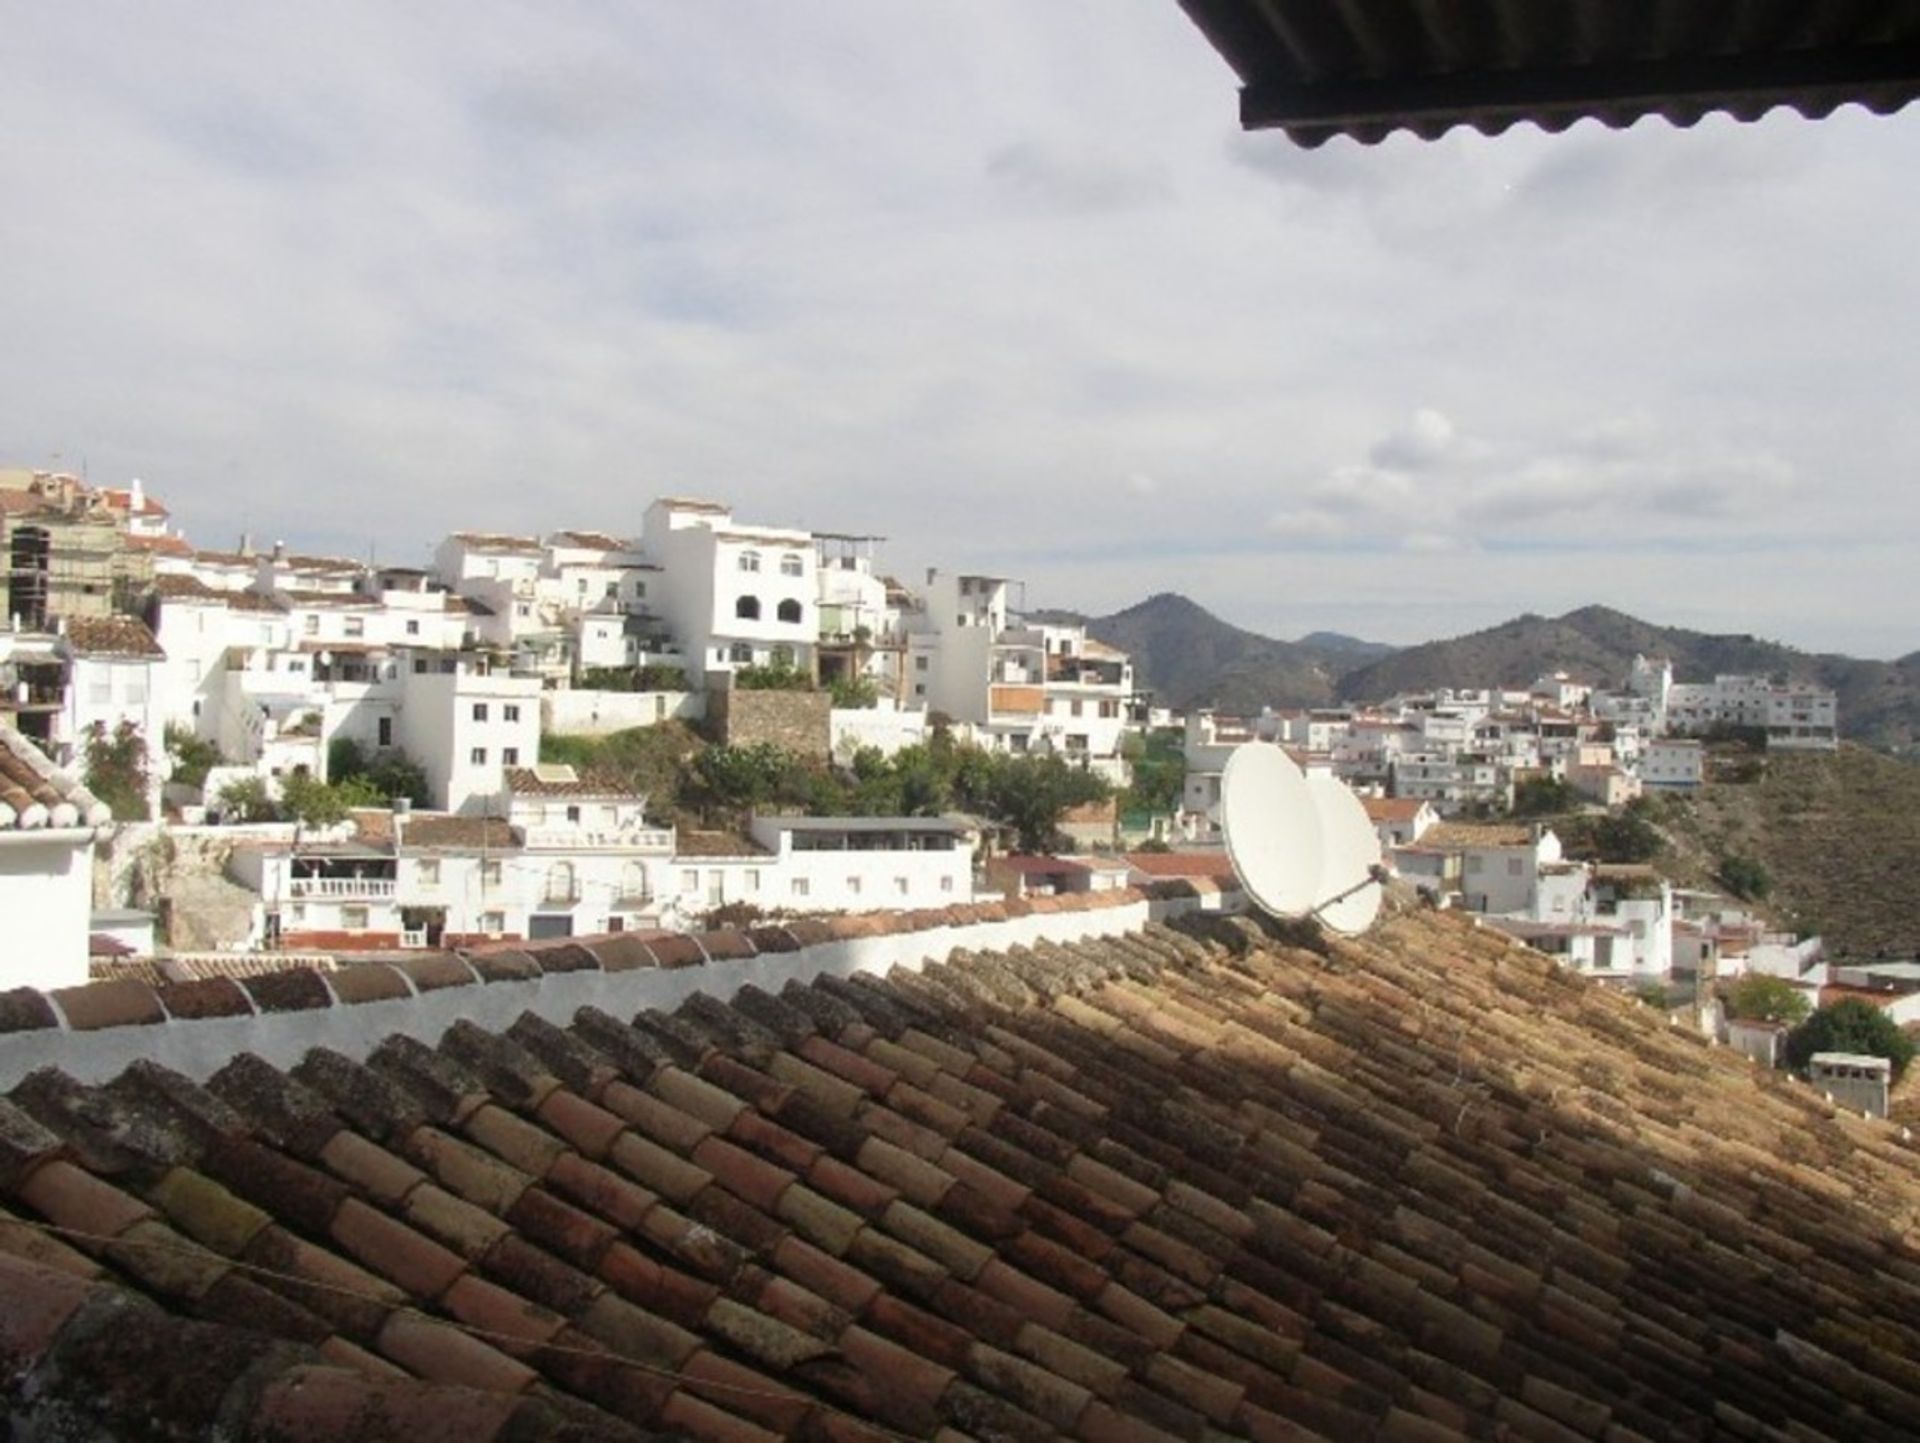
[1726,974,1811,1026]
[164,725,222,790]
[216,776,278,823]
[84,720,150,821]
[1787,999,1915,1081]
[1718,854,1771,901]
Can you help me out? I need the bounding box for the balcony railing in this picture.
[521,826,674,851]
[289,877,396,899]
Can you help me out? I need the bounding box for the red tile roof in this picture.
[1123,851,1239,883]
[3,907,1920,1437]
[62,614,164,659]
[0,728,111,832]
[1360,797,1428,823]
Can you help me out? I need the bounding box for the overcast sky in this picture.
[6,3,1918,658]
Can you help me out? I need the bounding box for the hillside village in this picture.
[4,467,1901,1084]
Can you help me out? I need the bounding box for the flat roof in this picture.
[759,814,974,833]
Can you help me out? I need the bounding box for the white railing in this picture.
[401,929,428,949]
[289,877,396,899]
[520,826,674,851]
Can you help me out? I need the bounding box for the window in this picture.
[304,614,319,635]
[745,869,761,892]
[482,859,502,886]
[417,860,440,885]
[915,656,928,671]
[894,877,910,896]
[682,869,699,891]
[413,658,428,674]
[791,877,810,898]
[342,905,369,931]
[632,580,647,599]
[503,704,520,723]
[738,550,763,573]
[707,870,724,903]
[406,618,420,635]
[289,903,306,923]
[345,616,364,638]
[502,747,519,765]
[605,580,619,597]
[481,911,505,935]
[472,703,489,722]
[470,747,487,765]
[735,595,761,620]
[940,876,954,893]
[776,599,802,624]
[546,862,576,903]
[730,643,753,663]
[780,554,804,577]
[1071,700,1083,717]
[377,717,393,747]
[577,577,589,593]
[848,876,862,896]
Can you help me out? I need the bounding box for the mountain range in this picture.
[1070,594,1920,752]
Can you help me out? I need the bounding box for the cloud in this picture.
[0,4,1915,656]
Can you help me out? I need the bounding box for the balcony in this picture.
[289,877,396,899]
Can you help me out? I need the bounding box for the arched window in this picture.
[621,862,650,902]
[779,553,804,577]
[738,550,761,573]
[735,595,761,620]
[545,862,576,903]
[776,598,802,624]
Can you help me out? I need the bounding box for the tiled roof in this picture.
[97,485,169,517]
[124,532,193,556]
[400,815,522,852]
[226,591,288,614]
[677,830,771,858]
[1360,797,1427,823]
[451,532,542,553]
[1124,851,1239,883]
[275,553,365,574]
[0,728,112,832]
[61,614,164,659]
[505,765,646,801]
[548,530,633,551]
[3,904,1920,1437]
[151,573,224,602]
[1414,823,1536,851]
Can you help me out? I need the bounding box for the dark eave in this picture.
[1175,0,1920,145]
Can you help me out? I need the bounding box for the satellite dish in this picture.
[1305,772,1384,935]
[1220,743,1323,916]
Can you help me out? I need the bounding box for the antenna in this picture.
[1304,772,1384,935]
[1220,742,1384,934]
[1219,743,1322,916]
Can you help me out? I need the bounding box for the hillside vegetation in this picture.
[1657,745,1920,956]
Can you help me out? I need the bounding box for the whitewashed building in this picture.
[0,726,112,989]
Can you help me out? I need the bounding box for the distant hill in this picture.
[1297,630,1398,664]
[1336,605,1920,751]
[1077,593,1357,712]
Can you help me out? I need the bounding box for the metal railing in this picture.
[289,877,396,899]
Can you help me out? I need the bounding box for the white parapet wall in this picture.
[0,894,1156,1087]
[542,689,705,736]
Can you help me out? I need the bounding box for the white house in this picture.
[58,615,169,817]
[499,765,675,940]
[1361,795,1439,848]
[1640,738,1704,789]
[744,814,975,913]
[0,726,112,989]
[642,499,817,684]
[394,654,541,814]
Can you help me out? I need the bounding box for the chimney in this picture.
[130,477,144,512]
[272,540,286,562]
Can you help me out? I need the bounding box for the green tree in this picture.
[984,754,1112,853]
[329,737,431,807]
[1511,776,1578,818]
[733,662,813,692]
[1634,981,1672,1010]
[1586,802,1662,863]
[1718,854,1771,901]
[1787,998,1916,1081]
[83,720,151,821]
[1727,973,1812,1026]
[828,675,880,709]
[163,724,222,791]
[216,775,278,822]
[1121,729,1185,818]
[280,773,355,827]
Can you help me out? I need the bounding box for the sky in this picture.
[5,2,1919,659]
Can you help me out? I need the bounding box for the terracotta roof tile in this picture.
[11,907,1920,1437]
